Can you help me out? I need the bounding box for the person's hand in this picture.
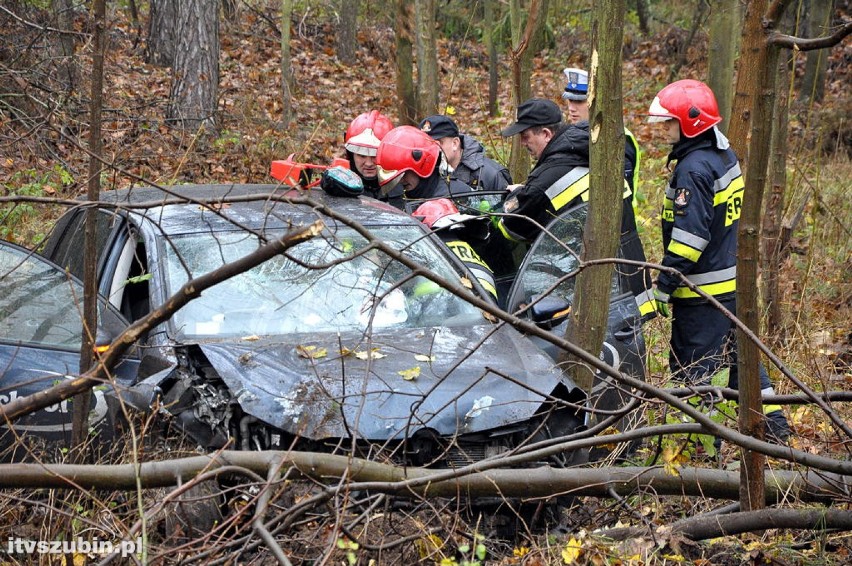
[653,288,670,317]
[506,183,524,193]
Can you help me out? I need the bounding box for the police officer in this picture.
[560,68,655,320]
[343,110,404,208]
[647,79,789,442]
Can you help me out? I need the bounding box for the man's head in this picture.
[647,79,721,141]
[501,98,563,160]
[344,110,394,180]
[561,68,589,124]
[376,126,441,194]
[419,115,463,169]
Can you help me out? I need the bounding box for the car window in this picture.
[510,204,621,311]
[0,243,128,350]
[47,210,118,280]
[162,226,486,338]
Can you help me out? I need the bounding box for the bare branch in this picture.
[768,20,852,50]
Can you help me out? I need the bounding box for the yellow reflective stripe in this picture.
[671,278,736,299]
[662,198,674,222]
[547,168,591,211]
[763,404,783,414]
[477,277,497,299]
[667,240,702,262]
[638,298,656,316]
[713,175,744,227]
[447,241,490,269]
[497,218,527,242]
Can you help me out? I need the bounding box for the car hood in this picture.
[196,324,573,441]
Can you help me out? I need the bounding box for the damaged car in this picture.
[1,184,643,466]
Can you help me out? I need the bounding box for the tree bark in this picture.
[799,0,833,102]
[167,0,220,133]
[146,0,178,67]
[280,0,294,128]
[483,0,499,117]
[563,0,624,399]
[415,0,439,116]
[633,0,650,35]
[51,0,77,93]
[708,0,740,134]
[395,0,417,125]
[336,0,358,65]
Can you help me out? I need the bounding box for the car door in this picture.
[0,240,139,450]
[504,203,646,436]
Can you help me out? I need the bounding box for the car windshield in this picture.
[164,225,486,338]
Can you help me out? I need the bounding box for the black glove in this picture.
[320,166,364,197]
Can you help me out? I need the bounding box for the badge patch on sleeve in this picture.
[503,196,519,213]
[674,188,691,208]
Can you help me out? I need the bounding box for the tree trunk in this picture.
[563,0,624,399]
[762,9,797,340]
[74,0,108,461]
[484,0,499,117]
[167,0,220,133]
[395,0,417,125]
[507,0,547,183]
[280,0,294,128]
[731,0,787,513]
[415,0,439,116]
[708,0,740,134]
[633,0,650,35]
[799,0,833,102]
[146,0,178,67]
[336,0,358,65]
[669,0,708,82]
[51,0,77,93]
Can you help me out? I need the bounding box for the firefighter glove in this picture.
[653,288,670,318]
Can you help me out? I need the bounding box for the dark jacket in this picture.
[656,128,742,303]
[347,151,405,210]
[499,123,590,242]
[453,135,512,192]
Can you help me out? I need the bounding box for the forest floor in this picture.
[1,3,851,565]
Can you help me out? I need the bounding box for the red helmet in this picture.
[647,79,722,138]
[412,199,459,229]
[376,126,441,187]
[344,110,394,157]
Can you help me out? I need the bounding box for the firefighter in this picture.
[413,199,498,301]
[647,79,789,443]
[343,110,404,208]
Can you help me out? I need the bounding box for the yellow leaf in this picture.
[74,554,87,566]
[445,105,456,115]
[354,349,386,360]
[513,546,530,557]
[662,444,682,477]
[398,366,421,381]
[460,276,473,289]
[414,354,435,362]
[297,345,327,359]
[414,534,444,560]
[561,537,582,564]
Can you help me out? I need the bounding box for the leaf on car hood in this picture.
[296,344,327,359]
[241,334,261,341]
[414,354,435,362]
[354,348,386,360]
[398,366,421,381]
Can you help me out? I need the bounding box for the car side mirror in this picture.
[530,296,571,329]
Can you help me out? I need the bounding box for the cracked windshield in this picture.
[164,226,484,338]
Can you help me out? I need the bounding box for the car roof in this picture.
[98,184,418,235]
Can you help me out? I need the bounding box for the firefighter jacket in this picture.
[498,123,590,242]
[453,135,513,192]
[656,128,742,303]
[441,235,498,300]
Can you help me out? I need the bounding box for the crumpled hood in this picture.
[196,324,573,441]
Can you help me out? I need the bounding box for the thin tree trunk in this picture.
[799,0,833,102]
[75,0,107,460]
[484,0,499,117]
[669,0,708,82]
[395,0,417,125]
[415,0,439,116]
[634,0,650,35]
[336,0,358,65]
[52,0,76,93]
[281,0,294,128]
[708,0,740,134]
